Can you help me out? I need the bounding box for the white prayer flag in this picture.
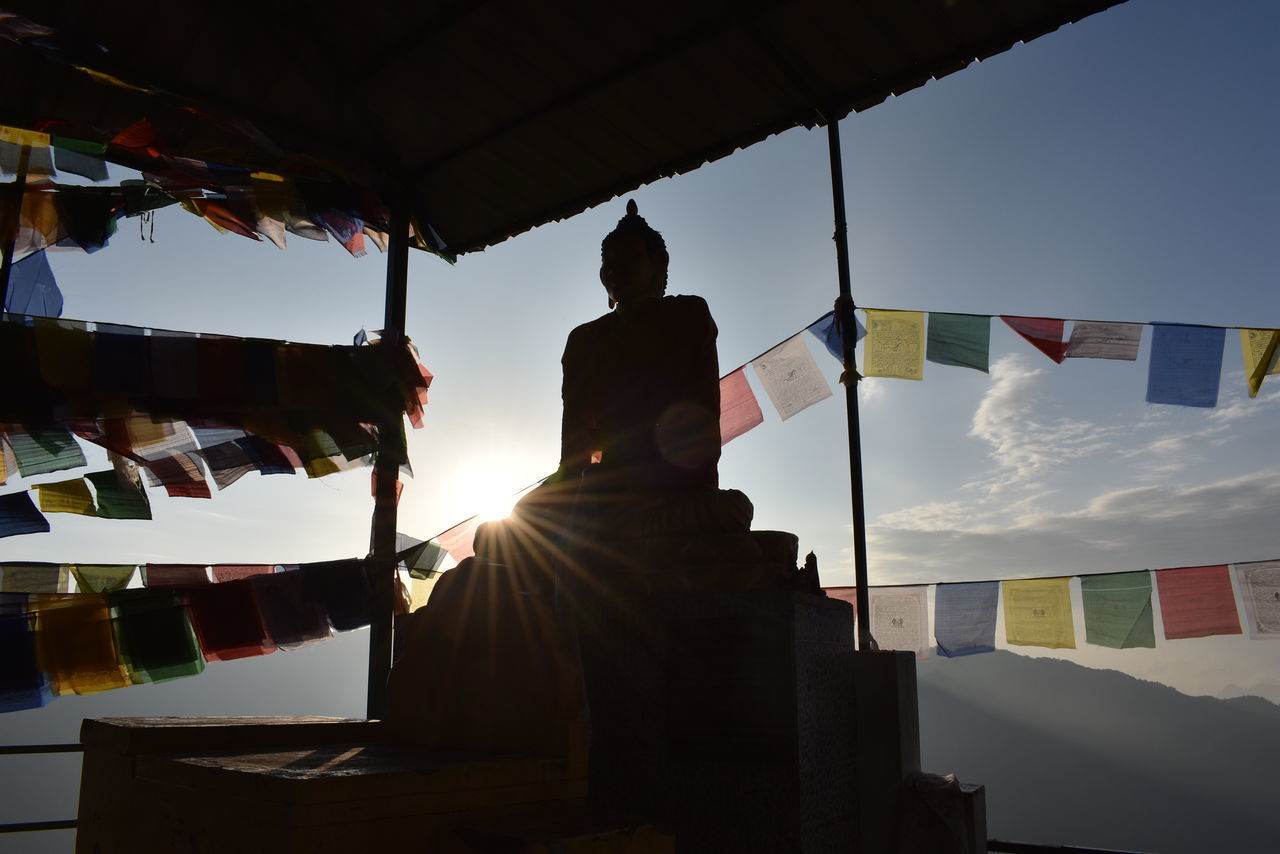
[1065,321,1143,360]
[869,585,931,659]
[752,334,832,421]
[1233,560,1280,640]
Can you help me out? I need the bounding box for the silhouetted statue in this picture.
[397,201,813,824]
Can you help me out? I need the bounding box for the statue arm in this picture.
[558,325,597,477]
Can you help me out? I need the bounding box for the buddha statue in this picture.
[393,201,814,820]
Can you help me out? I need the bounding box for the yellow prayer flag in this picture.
[1003,577,1076,649]
[0,125,51,147]
[1240,329,1280,398]
[32,479,98,516]
[35,593,131,695]
[864,310,925,380]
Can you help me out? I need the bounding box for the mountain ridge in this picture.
[916,649,1278,854]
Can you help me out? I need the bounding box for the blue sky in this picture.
[1,0,1278,839]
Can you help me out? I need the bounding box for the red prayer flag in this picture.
[823,586,859,623]
[144,564,210,588]
[437,515,482,563]
[145,453,212,499]
[110,119,167,159]
[1001,316,1068,364]
[211,565,273,583]
[1155,564,1242,639]
[187,579,275,661]
[719,368,764,446]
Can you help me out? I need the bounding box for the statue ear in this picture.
[608,297,617,309]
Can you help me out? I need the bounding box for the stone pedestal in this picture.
[578,590,858,853]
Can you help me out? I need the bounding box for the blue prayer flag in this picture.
[0,609,50,712]
[0,491,50,538]
[807,310,866,364]
[3,251,62,317]
[934,581,999,657]
[1146,323,1225,407]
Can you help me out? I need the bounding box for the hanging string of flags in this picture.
[0,120,449,265]
[823,559,1280,660]
[418,307,1277,563]
[0,315,433,538]
[0,557,382,713]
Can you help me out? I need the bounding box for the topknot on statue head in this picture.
[600,199,669,307]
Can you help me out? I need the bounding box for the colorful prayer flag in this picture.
[34,594,131,695]
[1003,577,1075,649]
[211,565,272,583]
[143,453,212,499]
[1146,323,1225,408]
[1240,329,1279,398]
[187,580,276,661]
[1154,565,1241,639]
[752,334,832,420]
[437,515,482,563]
[926,313,990,373]
[864,310,925,379]
[934,581,998,657]
[823,586,859,619]
[32,477,97,515]
[70,564,135,593]
[299,559,372,632]
[3,250,62,317]
[194,441,255,490]
[85,469,152,519]
[110,589,205,684]
[1080,571,1155,649]
[0,491,51,537]
[1,562,68,593]
[32,317,91,393]
[1232,560,1280,640]
[0,610,49,711]
[869,585,930,659]
[143,564,209,588]
[806,310,866,364]
[1001,316,1068,363]
[8,427,86,476]
[250,571,331,650]
[719,368,763,445]
[1065,321,1143,361]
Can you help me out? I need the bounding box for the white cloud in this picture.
[868,468,1280,584]
[965,354,1115,494]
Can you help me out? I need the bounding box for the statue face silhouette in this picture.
[600,233,663,306]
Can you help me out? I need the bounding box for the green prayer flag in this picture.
[71,564,137,593]
[926,313,990,373]
[49,135,108,156]
[85,470,152,520]
[8,427,86,477]
[110,590,204,684]
[1081,571,1156,649]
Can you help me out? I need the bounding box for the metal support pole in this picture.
[0,145,32,310]
[367,205,411,719]
[825,117,874,651]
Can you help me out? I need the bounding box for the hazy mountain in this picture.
[916,650,1279,854]
[1216,681,1280,707]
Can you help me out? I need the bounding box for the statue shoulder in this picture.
[664,294,716,336]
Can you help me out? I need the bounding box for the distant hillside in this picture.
[916,650,1280,854]
[1217,680,1280,706]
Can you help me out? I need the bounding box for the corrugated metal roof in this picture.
[2,0,1126,255]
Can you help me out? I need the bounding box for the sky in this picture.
[1,0,1278,845]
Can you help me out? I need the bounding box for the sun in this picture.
[452,456,531,522]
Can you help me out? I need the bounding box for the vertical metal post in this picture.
[0,145,32,310]
[367,205,410,718]
[825,117,873,651]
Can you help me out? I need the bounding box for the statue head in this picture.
[600,200,669,308]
